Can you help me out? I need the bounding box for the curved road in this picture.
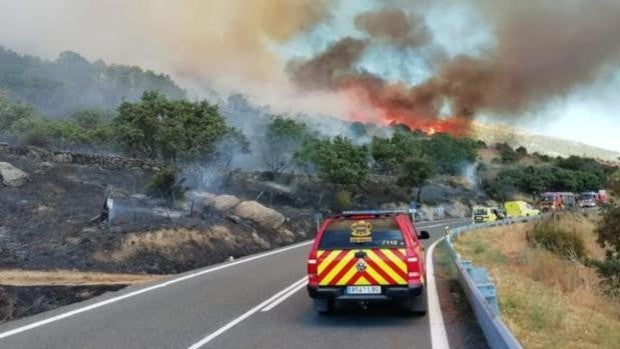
[0,219,471,349]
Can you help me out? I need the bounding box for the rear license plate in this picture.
[346,286,381,295]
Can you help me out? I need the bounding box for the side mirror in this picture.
[419,230,430,240]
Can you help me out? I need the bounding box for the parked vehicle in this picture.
[558,192,577,209]
[540,192,562,212]
[597,190,609,206]
[579,192,598,208]
[472,206,505,223]
[504,201,540,218]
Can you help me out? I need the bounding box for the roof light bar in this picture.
[341,209,415,216]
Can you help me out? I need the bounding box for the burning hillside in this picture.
[3,1,620,141]
[286,3,620,137]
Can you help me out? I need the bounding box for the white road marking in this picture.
[427,237,451,349]
[260,278,308,312]
[188,276,308,349]
[0,240,314,341]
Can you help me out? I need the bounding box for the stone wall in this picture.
[0,143,160,171]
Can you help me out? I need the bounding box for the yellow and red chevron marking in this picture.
[317,249,407,286]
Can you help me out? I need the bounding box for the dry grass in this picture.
[94,226,236,262]
[0,269,160,286]
[454,213,620,349]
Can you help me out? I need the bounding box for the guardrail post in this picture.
[467,267,499,315]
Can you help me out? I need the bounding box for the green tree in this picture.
[113,91,234,161]
[396,157,435,202]
[295,135,369,185]
[263,116,309,172]
[0,92,36,136]
[422,134,479,174]
[371,132,422,173]
[496,143,520,163]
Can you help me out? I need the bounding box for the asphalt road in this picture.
[0,218,471,349]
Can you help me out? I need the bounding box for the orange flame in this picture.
[341,79,472,137]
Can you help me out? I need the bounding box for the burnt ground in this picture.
[0,151,153,271]
[434,240,490,349]
[0,151,315,274]
[0,150,317,324]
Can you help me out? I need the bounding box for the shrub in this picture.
[333,190,352,212]
[146,167,186,203]
[20,128,51,147]
[496,143,520,163]
[595,203,620,296]
[590,258,620,297]
[527,220,586,260]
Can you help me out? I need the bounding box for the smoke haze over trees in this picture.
[0,46,185,117]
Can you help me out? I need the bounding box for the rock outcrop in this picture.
[0,162,29,187]
[206,195,241,212]
[233,201,286,230]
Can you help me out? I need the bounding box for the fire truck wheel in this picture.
[314,298,335,315]
[405,287,428,315]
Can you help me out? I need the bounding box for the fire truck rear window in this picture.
[318,218,405,249]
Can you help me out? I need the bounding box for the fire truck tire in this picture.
[314,298,335,315]
[406,287,428,315]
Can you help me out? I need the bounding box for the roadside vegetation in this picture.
[454,214,620,349]
[482,143,617,201]
[1,45,617,213]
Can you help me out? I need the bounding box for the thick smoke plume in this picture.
[288,1,620,135]
[354,9,430,48]
[2,0,620,136]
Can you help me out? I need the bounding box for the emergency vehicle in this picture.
[597,190,609,206]
[540,192,561,212]
[472,206,505,223]
[504,201,540,217]
[307,210,430,315]
[579,192,598,208]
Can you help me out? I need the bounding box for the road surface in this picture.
[0,219,471,349]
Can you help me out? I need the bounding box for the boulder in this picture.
[0,162,29,187]
[277,228,295,243]
[53,153,73,163]
[25,146,51,161]
[206,195,241,212]
[234,201,286,230]
[251,232,271,249]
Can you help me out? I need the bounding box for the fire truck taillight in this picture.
[406,253,421,284]
[307,254,318,287]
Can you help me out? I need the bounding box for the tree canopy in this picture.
[114,91,237,161]
[295,135,369,185]
[263,116,310,172]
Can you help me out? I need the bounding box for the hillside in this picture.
[473,122,620,162]
[0,46,185,117]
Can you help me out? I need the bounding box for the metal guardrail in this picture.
[444,215,544,349]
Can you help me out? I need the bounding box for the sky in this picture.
[0,0,618,151]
